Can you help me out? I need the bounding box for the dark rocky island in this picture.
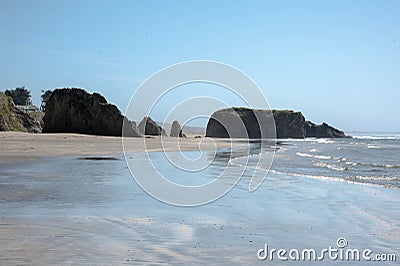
[43,88,141,137]
[206,107,348,139]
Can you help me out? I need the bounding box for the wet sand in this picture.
[0,133,399,265]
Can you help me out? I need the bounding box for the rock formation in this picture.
[170,120,186,137]
[304,121,347,138]
[138,116,167,136]
[13,109,43,133]
[0,92,42,133]
[205,107,275,139]
[43,88,141,137]
[273,110,307,138]
[206,107,348,139]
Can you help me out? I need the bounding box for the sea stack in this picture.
[138,116,167,136]
[170,120,186,137]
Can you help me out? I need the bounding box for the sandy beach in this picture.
[0,132,233,164]
[0,132,399,265]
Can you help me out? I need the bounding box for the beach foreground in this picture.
[0,133,399,265]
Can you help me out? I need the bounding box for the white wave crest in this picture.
[269,170,400,189]
[314,161,348,171]
[296,152,314,158]
[353,135,400,140]
[296,152,333,160]
[314,155,332,160]
[367,145,382,149]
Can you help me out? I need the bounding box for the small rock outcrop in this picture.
[43,88,141,137]
[206,107,348,139]
[170,120,186,137]
[0,92,42,133]
[304,121,347,138]
[138,116,167,136]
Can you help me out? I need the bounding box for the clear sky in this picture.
[1,0,399,132]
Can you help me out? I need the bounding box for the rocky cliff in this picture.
[43,88,141,137]
[206,107,348,139]
[0,92,42,133]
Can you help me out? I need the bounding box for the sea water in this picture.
[231,134,400,189]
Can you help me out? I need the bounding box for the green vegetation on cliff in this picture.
[0,92,26,131]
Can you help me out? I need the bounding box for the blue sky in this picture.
[1,0,399,132]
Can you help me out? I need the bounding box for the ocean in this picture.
[231,134,400,189]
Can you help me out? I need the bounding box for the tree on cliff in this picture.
[4,87,32,106]
[40,89,53,111]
